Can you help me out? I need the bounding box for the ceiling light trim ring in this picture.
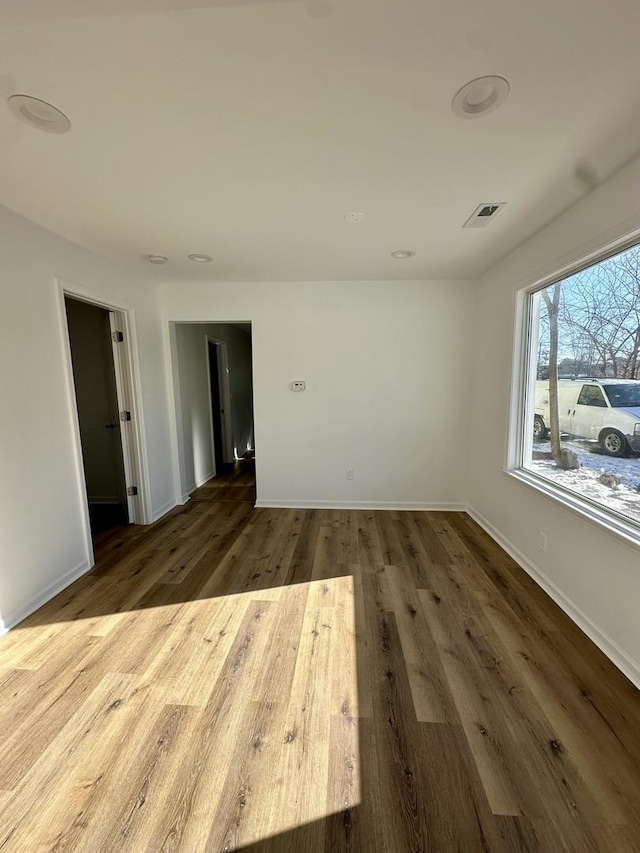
[7,94,71,134]
[452,76,510,120]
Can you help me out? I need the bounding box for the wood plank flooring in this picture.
[1,459,639,851]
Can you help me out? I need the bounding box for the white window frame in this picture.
[506,226,640,550]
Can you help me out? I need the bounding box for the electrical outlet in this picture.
[539,532,547,552]
[345,469,354,481]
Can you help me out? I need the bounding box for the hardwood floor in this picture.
[0,459,639,851]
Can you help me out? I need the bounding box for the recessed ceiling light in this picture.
[344,212,365,223]
[187,254,213,263]
[452,76,510,119]
[391,250,415,259]
[7,94,71,133]
[147,254,168,265]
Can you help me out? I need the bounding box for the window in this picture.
[603,384,640,408]
[519,240,640,530]
[576,385,607,407]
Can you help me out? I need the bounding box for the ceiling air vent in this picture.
[463,202,506,229]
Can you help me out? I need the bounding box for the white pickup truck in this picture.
[534,379,640,457]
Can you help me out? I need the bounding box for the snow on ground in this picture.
[528,439,640,523]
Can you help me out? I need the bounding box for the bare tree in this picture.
[559,247,640,379]
[542,284,563,465]
[537,305,550,379]
[542,283,578,470]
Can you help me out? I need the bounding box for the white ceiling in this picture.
[1,0,640,282]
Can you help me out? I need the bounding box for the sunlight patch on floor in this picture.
[0,577,361,849]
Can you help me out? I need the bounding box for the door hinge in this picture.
[127,486,138,496]
[120,411,131,421]
[112,331,124,343]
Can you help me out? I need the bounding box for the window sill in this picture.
[503,467,640,552]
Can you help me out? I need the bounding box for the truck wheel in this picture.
[600,429,628,458]
[533,415,548,440]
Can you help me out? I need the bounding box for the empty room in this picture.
[1,1,639,850]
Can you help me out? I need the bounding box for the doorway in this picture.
[171,322,254,500]
[64,296,143,536]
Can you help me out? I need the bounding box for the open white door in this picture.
[108,311,145,524]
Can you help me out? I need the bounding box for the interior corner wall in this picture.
[162,278,476,509]
[173,323,216,495]
[0,204,174,632]
[468,154,640,683]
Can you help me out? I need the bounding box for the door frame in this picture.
[56,279,150,561]
[205,335,234,466]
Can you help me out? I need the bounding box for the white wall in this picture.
[0,204,174,632]
[468,154,640,686]
[162,279,475,508]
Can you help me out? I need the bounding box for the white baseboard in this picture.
[194,470,215,489]
[466,505,640,690]
[0,558,92,635]
[151,498,180,522]
[151,485,209,522]
[178,471,215,505]
[255,499,466,511]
